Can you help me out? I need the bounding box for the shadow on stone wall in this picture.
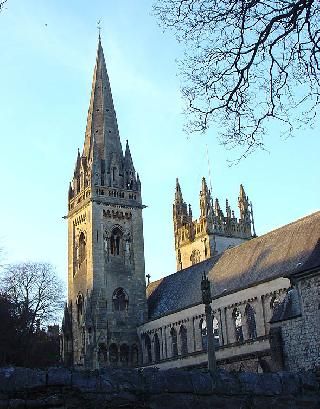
[0,367,319,408]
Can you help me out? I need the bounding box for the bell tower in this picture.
[62,38,147,369]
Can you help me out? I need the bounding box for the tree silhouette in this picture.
[154,0,320,158]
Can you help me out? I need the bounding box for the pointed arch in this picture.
[245,303,257,339]
[120,344,129,365]
[144,334,152,364]
[78,231,86,264]
[110,226,123,256]
[170,327,178,357]
[131,344,139,366]
[109,343,118,364]
[179,325,188,355]
[199,318,208,350]
[112,288,128,311]
[232,308,244,342]
[153,333,161,362]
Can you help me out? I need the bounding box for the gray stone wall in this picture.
[0,367,319,409]
[279,273,320,371]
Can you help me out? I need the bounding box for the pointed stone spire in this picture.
[175,178,183,203]
[238,184,250,220]
[83,38,123,177]
[200,177,211,218]
[124,140,134,171]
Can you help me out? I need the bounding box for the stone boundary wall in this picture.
[0,367,319,409]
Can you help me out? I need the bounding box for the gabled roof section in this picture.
[83,38,123,165]
[147,211,320,320]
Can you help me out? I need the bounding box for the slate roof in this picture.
[147,211,320,320]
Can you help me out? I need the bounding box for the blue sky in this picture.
[0,0,319,287]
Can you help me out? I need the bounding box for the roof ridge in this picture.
[222,210,320,256]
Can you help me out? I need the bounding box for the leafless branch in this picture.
[154,0,320,157]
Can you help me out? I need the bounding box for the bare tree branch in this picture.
[154,0,320,158]
[0,262,64,330]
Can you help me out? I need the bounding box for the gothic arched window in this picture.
[109,343,118,364]
[120,344,129,365]
[170,327,178,357]
[98,343,107,364]
[110,227,123,256]
[78,232,86,264]
[153,333,161,362]
[213,316,220,347]
[112,288,128,311]
[199,318,208,350]
[179,325,188,355]
[232,308,244,342]
[144,334,152,363]
[190,249,201,265]
[245,303,257,339]
[131,344,139,366]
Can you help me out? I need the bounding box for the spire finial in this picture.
[97,19,102,41]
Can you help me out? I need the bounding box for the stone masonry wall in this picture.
[0,367,319,409]
[280,273,320,371]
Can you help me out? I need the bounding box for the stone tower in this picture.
[173,178,254,270]
[61,38,147,369]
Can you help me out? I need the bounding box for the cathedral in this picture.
[61,39,320,372]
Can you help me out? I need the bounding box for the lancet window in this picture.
[109,343,118,363]
[190,249,201,265]
[200,318,208,350]
[110,227,123,256]
[170,327,178,357]
[131,344,139,366]
[179,325,188,355]
[144,334,152,364]
[153,333,161,362]
[232,308,244,342]
[213,316,220,347]
[112,288,128,311]
[78,232,86,264]
[120,344,129,365]
[245,303,257,339]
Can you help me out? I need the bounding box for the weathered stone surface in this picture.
[47,367,72,387]
[0,368,46,393]
[190,371,214,395]
[238,372,282,396]
[0,367,319,409]
[215,370,240,395]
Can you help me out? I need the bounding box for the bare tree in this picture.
[0,0,7,13]
[154,0,320,158]
[1,262,64,331]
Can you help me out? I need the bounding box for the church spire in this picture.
[83,38,123,172]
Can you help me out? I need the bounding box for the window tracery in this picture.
[190,249,201,265]
[110,227,123,256]
[112,288,128,311]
